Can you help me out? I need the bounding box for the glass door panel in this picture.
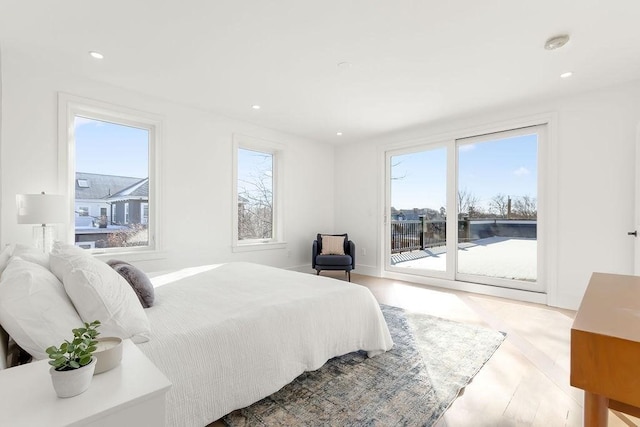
[457,132,538,287]
[389,147,447,272]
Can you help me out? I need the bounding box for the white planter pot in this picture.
[49,357,96,398]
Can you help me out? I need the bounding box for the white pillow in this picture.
[49,241,87,281]
[0,257,84,360]
[13,244,50,269]
[50,249,151,343]
[52,240,86,255]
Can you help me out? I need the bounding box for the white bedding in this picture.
[138,262,393,426]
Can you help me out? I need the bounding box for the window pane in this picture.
[74,116,150,249]
[237,148,273,241]
[389,147,447,271]
[457,133,537,282]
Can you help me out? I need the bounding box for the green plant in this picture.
[46,320,101,371]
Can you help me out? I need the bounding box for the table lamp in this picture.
[16,192,66,252]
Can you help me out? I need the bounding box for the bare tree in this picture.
[238,154,273,240]
[391,160,408,181]
[489,193,509,218]
[512,195,537,219]
[458,188,480,217]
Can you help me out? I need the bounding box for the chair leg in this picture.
[347,270,351,282]
[316,270,320,276]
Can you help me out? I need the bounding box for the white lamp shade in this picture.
[16,194,67,224]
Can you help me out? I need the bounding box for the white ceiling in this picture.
[1,0,640,144]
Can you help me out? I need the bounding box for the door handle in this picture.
[628,231,638,237]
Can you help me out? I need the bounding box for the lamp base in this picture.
[33,225,56,253]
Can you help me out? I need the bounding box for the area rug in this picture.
[223,305,505,426]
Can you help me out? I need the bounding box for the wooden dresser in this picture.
[571,272,640,426]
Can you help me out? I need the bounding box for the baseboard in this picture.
[287,264,378,277]
[351,264,379,277]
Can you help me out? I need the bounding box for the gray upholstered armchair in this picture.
[312,233,356,281]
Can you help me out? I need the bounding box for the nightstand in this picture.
[0,339,172,426]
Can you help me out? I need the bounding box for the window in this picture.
[59,94,160,252]
[232,134,284,250]
[141,203,149,225]
[124,202,130,224]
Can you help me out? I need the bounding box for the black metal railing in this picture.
[391,217,536,254]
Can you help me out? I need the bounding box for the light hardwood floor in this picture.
[212,271,638,426]
[343,271,638,427]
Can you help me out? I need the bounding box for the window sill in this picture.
[92,249,167,263]
[232,241,287,253]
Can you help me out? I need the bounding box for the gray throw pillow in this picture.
[108,260,155,308]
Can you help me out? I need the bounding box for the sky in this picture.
[391,133,538,211]
[75,116,149,178]
[237,148,273,197]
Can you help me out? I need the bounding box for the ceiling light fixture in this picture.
[560,71,573,79]
[336,132,343,136]
[252,105,261,110]
[89,51,104,59]
[544,34,570,50]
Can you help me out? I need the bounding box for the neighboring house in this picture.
[74,172,149,249]
[75,172,145,226]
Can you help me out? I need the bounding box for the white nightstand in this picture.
[0,339,171,426]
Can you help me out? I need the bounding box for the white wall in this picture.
[4,47,639,310]
[335,80,640,310]
[0,49,335,272]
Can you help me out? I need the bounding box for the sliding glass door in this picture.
[386,125,545,293]
[389,145,448,275]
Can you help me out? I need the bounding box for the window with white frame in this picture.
[60,94,160,252]
[124,202,130,225]
[232,134,284,250]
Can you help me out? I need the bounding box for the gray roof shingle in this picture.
[75,172,147,200]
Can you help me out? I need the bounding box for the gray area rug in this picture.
[223,305,505,426]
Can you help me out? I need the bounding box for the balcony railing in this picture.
[391,217,536,254]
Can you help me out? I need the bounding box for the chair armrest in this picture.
[348,240,356,269]
[312,240,319,268]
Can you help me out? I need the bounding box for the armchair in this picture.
[312,233,356,281]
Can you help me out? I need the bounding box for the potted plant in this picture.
[46,320,101,398]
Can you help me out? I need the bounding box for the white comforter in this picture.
[137,262,393,426]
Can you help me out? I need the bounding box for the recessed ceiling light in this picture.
[89,51,104,59]
[252,105,261,110]
[337,62,351,70]
[336,132,343,136]
[560,71,573,79]
[544,34,570,50]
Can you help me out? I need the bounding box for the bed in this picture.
[141,262,393,426]
[0,249,393,427]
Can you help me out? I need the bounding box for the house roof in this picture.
[75,172,147,201]
[106,178,149,202]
